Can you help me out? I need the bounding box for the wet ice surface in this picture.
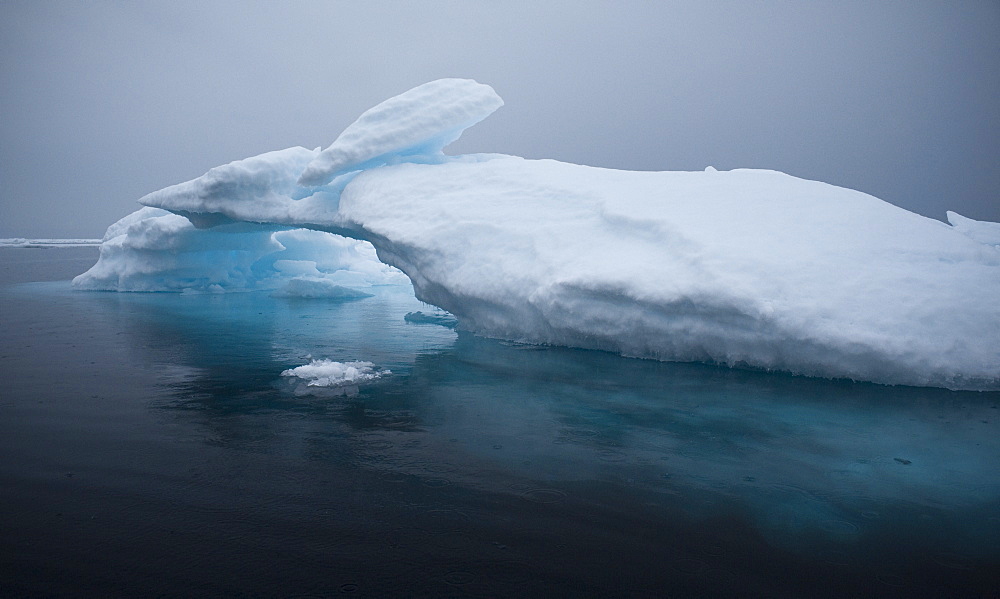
[2,248,999,597]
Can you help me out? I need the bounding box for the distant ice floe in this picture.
[74,78,1000,390]
[281,359,389,390]
[1,238,101,247]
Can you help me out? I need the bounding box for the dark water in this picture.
[1,247,998,598]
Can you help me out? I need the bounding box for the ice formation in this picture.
[74,207,405,292]
[1,238,101,247]
[74,78,1000,390]
[281,359,388,387]
[947,210,1000,248]
[297,78,503,186]
[271,279,372,300]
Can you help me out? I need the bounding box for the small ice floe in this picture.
[404,310,458,328]
[271,277,373,299]
[281,359,389,397]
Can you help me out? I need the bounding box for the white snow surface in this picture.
[139,147,320,228]
[281,359,388,387]
[948,210,1000,248]
[338,158,999,390]
[75,79,1000,390]
[296,78,503,187]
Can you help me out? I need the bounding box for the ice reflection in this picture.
[357,334,1000,555]
[64,281,1000,564]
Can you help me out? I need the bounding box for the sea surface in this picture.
[1,247,998,598]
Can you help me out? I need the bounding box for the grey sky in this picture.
[2,0,997,238]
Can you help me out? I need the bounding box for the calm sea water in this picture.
[1,247,998,598]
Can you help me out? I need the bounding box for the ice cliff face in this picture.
[74,78,1000,390]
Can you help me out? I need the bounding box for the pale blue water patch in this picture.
[385,335,1000,547]
[11,278,456,404]
[2,247,998,597]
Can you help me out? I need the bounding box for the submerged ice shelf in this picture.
[74,78,1000,390]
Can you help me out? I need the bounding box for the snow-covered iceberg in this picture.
[74,78,1000,390]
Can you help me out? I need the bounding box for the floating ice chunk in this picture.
[404,310,459,328]
[272,277,373,299]
[281,359,389,387]
[296,78,503,186]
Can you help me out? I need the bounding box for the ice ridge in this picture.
[297,78,503,187]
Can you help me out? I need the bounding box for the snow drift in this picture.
[74,78,1000,390]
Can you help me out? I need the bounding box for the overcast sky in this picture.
[1,1,997,238]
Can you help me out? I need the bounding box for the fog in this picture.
[1,1,997,238]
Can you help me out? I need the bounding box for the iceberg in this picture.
[74,78,1000,390]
